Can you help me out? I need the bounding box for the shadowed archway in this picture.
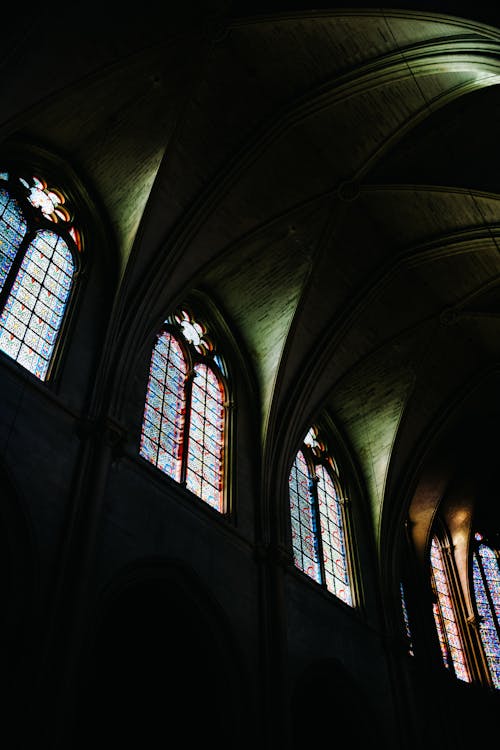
[71,560,251,749]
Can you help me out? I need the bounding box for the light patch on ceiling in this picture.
[410,61,500,80]
[115,147,166,280]
[471,70,500,85]
[206,232,312,437]
[331,357,416,536]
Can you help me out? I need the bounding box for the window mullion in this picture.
[180,364,195,487]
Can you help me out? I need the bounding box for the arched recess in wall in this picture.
[0,463,37,734]
[394,373,500,611]
[290,657,381,750]
[71,558,253,750]
[398,375,500,741]
[0,138,118,404]
[281,408,369,610]
[406,401,499,581]
[118,288,259,535]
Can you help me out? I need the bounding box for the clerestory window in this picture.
[426,528,500,689]
[429,533,471,683]
[288,424,353,605]
[139,307,228,513]
[0,170,81,381]
[472,531,500,688]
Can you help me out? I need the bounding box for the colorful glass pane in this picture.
[175,309,210,353]
[289,450,322,584]
[316,464,351,604]
[186,363,225,512]
[473,545,500,688]
[430,537,471,682]
[140,311,228,512]
[303,426,319,449]
[0,187,27,292]
[400,582,414,655]
[140,332,187,481]
[0,229,73,380]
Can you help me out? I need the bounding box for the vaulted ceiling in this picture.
[5,3,500,560]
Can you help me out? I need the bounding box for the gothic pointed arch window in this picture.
[472,531,500,688]
[288,424,354,605]
[139,307,228,513]
[0,170,81,381]
[429,532,471,683]
[409,520,500,690]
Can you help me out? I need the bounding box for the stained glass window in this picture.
[288,424,353,605]
[289,449,322,584]
[140,308,227,513]
[430,535,471,682]
[400,581,414,656]
[0,171,80,380]
[472,532,500,689]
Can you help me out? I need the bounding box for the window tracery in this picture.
[140,307,227,513]
[411,525,500,689]
[288,424,353,605]
[0,170,81,380]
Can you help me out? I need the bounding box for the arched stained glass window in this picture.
[430,535,471,683]
[140,308,227,513]
[0,171,81,380]
[288,425,353,605]
[472,532,500,688]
